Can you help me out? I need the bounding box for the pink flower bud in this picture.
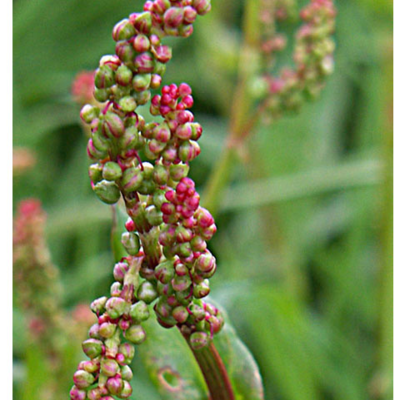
[154,45,172,63]
[164,7,184,28]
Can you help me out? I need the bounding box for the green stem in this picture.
[203,0,262,214]
[182,332,235,400]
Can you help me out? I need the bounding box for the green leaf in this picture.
[213,316,264,400]
[139,314,208,400]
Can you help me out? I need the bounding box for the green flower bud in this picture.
[188,303,206,321]
[137,281,158,304]
[145,205,163,226]
[121,232,140,256]
[103,112,125,138]
[90,296,108,314]
[92,129,109,153]
[153,61,167,76]
[118,342,135,364]
[138,178,157,195]
[172,305,189,323]
[119,96,137,113]
[99,321,117,338]
[130,300,150,322]
[95,65,115,89]
[105,337,120,359]
[73,370,95,389]
[121,365,133,381]
[101,358,120,377]
[99,55,120,70]
[175,288,191,306]
[94,180,121,204]
[133,34,151,52]
[134,89,152,105]
[80,104,100,124]
[120,380,133,398]
[121,167,143,193]
[171,274,192,292]
[106,375,123,396]
[169,163,189,181]
[153,164,169,185]
[190,236,207,252]
[132,73,152,92]
[119,125,140,151]
[193,279,210,298]
[177,242,192,258]
[89,323,101,339]
[153,189,167,209]
[125,324,146,344]
[103,162,122,181]
[94,87,111,103]
[111,83,131,100]
[89,163,103,184]
[82,338,103,359]
[115,64,133,86]
[112,19,135,41]
[190,331,210,350]
[178,140,200,162]
[155,260,175,284]
[116,40,135,64]
[134,12,152,34]
[194,253,216,273]
[105,297,127,319]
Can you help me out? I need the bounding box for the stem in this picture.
[203,0,262,214]
[182,331,235,400]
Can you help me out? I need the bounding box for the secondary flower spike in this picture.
[71,1,226,399]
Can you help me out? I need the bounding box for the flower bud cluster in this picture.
[13,200,63,349]
[258,0,336,122]
[71,257,149,400]
[73,2,222,399]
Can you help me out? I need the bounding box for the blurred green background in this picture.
[13,0,393,399]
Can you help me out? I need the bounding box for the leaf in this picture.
[138,314,208,400]
[213,314,264,400]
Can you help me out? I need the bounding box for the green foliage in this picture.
[13,0,392,399]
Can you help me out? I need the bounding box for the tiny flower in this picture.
[73,370,95,389]
[82,338,103,359]
[125,324,146,344]
[190,331,210,350]
[94,180,121,205]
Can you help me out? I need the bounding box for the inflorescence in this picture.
[258,0,336,122]
[70,1,224,400]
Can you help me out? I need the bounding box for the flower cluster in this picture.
[71,1,225,399]
[13,199,63,349]
[14,199,95,400]
[258,0,336,122]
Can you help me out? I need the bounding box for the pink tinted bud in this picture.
[201,223,217,240]
[182,95,194,108]
[165,190,175,202]
[152,0,169,14]
[177,110,193,124]
[161,202,175,215]
[125,218,135,231]
[183,6,197,23]
[164,7,184,28]
[196,207,214,228]
[70,385,87,400]
[133,34,151,52]
[143,1,153,11]
[151,74,162,89]
[154,45,172,63]
[160,105,171,116]
[106,376,123,395]
[170,83,178,98]
[176,123,193,140]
